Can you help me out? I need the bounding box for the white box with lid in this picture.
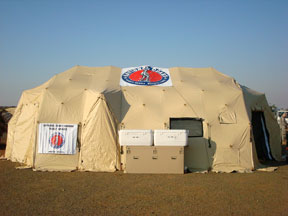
[119,130,153,146]
[154,130,188,146]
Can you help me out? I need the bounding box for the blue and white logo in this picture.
[121,66,170,86]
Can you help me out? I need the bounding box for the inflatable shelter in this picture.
[5,66,281,172]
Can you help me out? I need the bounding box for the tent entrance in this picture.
[251,111,273,161]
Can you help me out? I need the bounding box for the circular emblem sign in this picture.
[49,132,65,149]
[122,66,169,86]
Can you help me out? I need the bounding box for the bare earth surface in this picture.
[0,153,288,215]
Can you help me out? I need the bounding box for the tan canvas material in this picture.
[5,66,282,172]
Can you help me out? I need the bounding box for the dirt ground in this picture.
[0,148,287,216]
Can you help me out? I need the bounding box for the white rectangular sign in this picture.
[38,123,78,154]
[120,65,172,87]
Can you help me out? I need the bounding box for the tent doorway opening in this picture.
[251,111,273,162]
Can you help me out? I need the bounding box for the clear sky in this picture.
[0,0,287,108]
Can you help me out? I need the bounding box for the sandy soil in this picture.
[0,157,288,216]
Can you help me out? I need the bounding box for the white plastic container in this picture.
[119,130,153,146]
[154,130,188,146]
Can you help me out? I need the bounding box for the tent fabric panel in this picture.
[172,87,205,119]
[211,123,252,170]
[102,90,122,123]
[37,91,85,124]
[241,85,282,163]
[260,102,281,161]
[263,109,281,161]
[79,96,120,172]
[121,86,198,129]
[34,152,79,171]
[5,87,45,162]
[10,103,38,166]
[201,86,253,171]
[5,102,24,160]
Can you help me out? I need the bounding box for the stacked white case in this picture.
[154,130,188,146]
[119,130,153,146]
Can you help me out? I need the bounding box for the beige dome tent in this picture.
[5,66,281,172]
